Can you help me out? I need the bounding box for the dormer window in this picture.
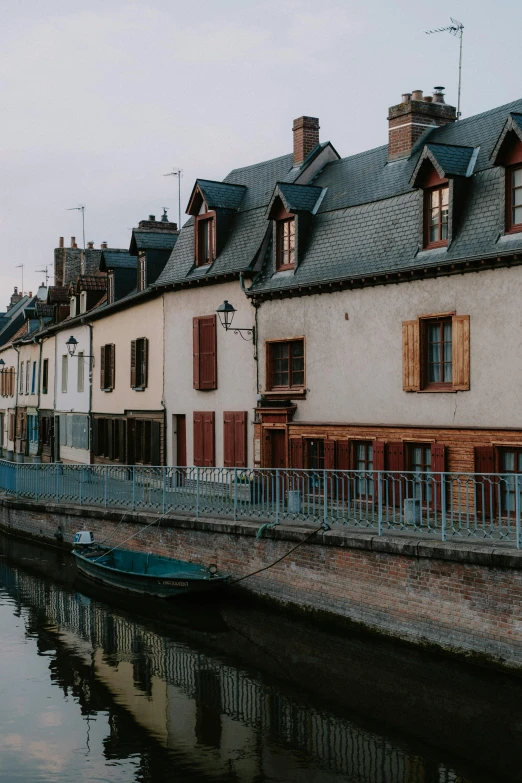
[276,217,295,270]
[196,216,214,266]
[507,166,522,233]
[138,254,147,290]
[107,272,115,304]
[424,184,449,248]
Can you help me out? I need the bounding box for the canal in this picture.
[0,533,520,782]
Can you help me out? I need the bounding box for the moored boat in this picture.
[72,531,229,598]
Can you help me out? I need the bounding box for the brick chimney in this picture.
[293,116,320,166]
[388,87,456,161]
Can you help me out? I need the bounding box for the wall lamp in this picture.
[65,336,93,361]
[216,300,255,344]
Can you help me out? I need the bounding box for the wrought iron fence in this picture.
[0,459,520,547]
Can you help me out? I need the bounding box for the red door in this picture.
[270,430,286,469]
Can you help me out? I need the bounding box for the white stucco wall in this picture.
[0,344,18,450]
[91,297,164,414]
[257,266,522,430]
[16,340,40,409]
[163,281,257,466]
[55,326,91,414]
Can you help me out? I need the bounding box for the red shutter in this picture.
[234,412,247,468]
[290,438,304,469]
[431,443,446,511]
[100,345,105,389]
[387,441,405,506]
[199,315,217,390]
[193,318,200,389]
[142,338,148,389]
[324,440,335,469]
[373,440,385,500]
[335,440,350,470]
[223,412,234,468]
[130,341,136,388]
[193,412,203,467]
[474,446,497,516]
[203,412,215,467]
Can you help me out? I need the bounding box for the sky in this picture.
[1,0,522,309]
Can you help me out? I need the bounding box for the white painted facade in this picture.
[16,339,42,458]
[55,325,91,464]
[0,343,18,455]
[163,281,257,466]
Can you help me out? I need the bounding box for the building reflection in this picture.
[0,560,471,783]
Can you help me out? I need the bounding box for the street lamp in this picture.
[66,336,93,362]
[0,359,5,367]
[216,301,256,356]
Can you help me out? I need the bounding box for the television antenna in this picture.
[163,168,183,230]
[15,264,24,295]
[68,204,86,250]
[35,265,51,286]
[425,18,464,119]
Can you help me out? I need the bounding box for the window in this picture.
[196,217,214,266]
[80,292,87,314]
[223,412,247,468]
[77,352,84,392]
[305,438,324,470]
[407,443,433,504]
[131,338,148,390]
[276,218,296,270]
[42,359,48,394]
[507,166,522,233]
[267,339,305,391]
[8,412,15,442]
[19,363,24,395]
[25,361,30,394]
[27,414,38,444]
[424,185,449,248]
[402,314,469,392]
[61,355,68,393]
[355,441,373,497]
[31,362,36,395]
[100,344,115,391]
[107,272,115,304]
[193,411,215,467]
[70,296,77,318]
[193,316,217,390]
[58,413,89,450]
[138,255,147,290]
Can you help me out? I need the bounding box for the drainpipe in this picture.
[36,336,43,459]
[81,319,94,464]
[239,272,260,392]
[13,342,20,460]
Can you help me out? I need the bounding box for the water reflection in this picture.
[0,537,512,782]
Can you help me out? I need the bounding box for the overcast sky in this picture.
[1,0,521,309]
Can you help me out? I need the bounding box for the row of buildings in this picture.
[2,86,522,483]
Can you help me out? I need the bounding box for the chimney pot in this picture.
[432,86,446,104]
[292,116,320,166]
[29,291,32,298]
[411,89,423,101]
[59,237,64,248]
[87,241,94,249]
[101,242,108,249]
[148,215,156,221]
[71,236,76,248]
[388,87,456,161]
[401,93,412,103]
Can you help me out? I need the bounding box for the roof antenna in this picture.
[425,18,464,119]
[163,168,183,230]
[15,264,24,295]
[68,204,86,250]
[35,265,51,286]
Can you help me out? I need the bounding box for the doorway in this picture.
[266,429,286,469]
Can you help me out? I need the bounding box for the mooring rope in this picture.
[91,509,171,562]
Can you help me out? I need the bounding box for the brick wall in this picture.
[2,497,522,669]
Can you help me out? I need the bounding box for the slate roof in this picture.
[35,303,54,318]
[490,112,522,162]
[193,179,247,211]
[100,250,136,271]
[47,286,69,304]
[130,230,178,253]
[76,274,107,293]
[156,96,522,296]
[269,183,325,214]
[410,143,478,185]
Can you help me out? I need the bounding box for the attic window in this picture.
[276,218,295,270]
[195,215,214,267]
[507,166,522,233]
[107,272,115,304]
[138,255,147,290]
[424,185,449,248]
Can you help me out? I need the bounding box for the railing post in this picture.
[515,473,522,549]
[104,465,109,509]
[323,469,328,528]
[162,467,166,514]
[275,468,280,526]
[441,473,447,543]
[196,468,200,519]
[132,467,136,510]
[15,462,18,500]
[234,468,238,522]
[378,472,383,536]
[79,466,82,506]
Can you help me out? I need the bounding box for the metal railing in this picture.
[0,459,520,547]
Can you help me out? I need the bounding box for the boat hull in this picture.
[73,548,229,599]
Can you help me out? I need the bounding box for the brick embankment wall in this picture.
[1,496,522,669]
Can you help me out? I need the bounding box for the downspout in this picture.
[240,271,259,392]
[82,319,94,464]
[36,336,43,458]
[13,343,20,459]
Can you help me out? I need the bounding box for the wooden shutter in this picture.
[199,315,217,390]
[402,320,420,391]
[109,344,115,389]
[107,419,114,460]
[203,412,215,466]
[193,318,201,389]
[387,441,405,506]
[290,437,304,469]
[118,420,126,463]
[10,368,14,397]
[92,418,99,456]
[100,346,105,389]
[431,443,446,510]
[452,314,470,391]
[234,412,247,468]
[8,412,14,441]
[336,441,350,470]
[127,419,136,465]
[193,412,204,467]
[151,421,161,465]
[223,412,235,468]
[324,440,335,469]
[142,338,148,389]
[474,445,497,515]
[130,340,136,388]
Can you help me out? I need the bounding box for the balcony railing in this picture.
[0,460,520,547]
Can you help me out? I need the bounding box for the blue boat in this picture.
[72,541,229,599]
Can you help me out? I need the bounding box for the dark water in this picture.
[0,534,521,782]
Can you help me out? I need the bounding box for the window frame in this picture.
[42,359,48,395]
[61,355,68,394]
[107,272,115,304]
[132,337,148,390]
[138,254,147,290]
[506,164,522,235]
[100,343,115,392]
[421,316,453,391]
[194,212,216,267]
[423,184,450,249]
[276,216,296,271]
[265,337,305,394]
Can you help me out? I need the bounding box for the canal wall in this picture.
[1,495,522,669]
